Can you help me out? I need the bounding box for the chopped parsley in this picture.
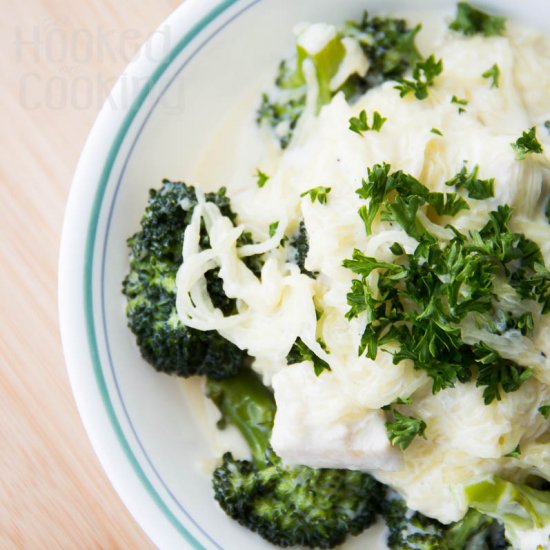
[449,2,506,37]
[504,445,521,459]
[511,127,544,160]
[256,168,270,188]
[354,162,469,236]
[287,337,331,376]
[390,242,405,255]
[451,95,468,114]
[344,163,549,402]
[349,110,387,136]
[482,64,500,88]
[545,120,550,133]
[396,396,413,405]
[317,338,330,354]
[301,186,332,205]
[394,55,443,100]
[431,128,443,136]
[539,405,550,419]
[268,221,279,238]
[269,222,288,246]
[385,410,427,450]
[474,342,533,404]
[446,163,495,200]
[451,96,468,106]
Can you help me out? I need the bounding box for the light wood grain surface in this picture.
[1,1,182,547]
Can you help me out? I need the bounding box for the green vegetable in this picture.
[256,168,269,188]
[482,64,501,88]
[452,95,469,106]
[385,410,427,450]
[539,405,550,419]
[349,110,387,136]
[122,180,250,379]
[390,242,405,255]
[289,220,315,278]
[355,162,469,236]
[208,369,384,549]
[383,497,509,549]
[452,95,468,114]
[258,12,421,148]
[256,93,306,149]
[268,221,279,238]
[511,127,544,160]
[431,128,443,136]
[300,186,332,205]
[395,396,413,405]
[287,337,331,376]
[256,29,345,149]
[342,12,421,91]
[503,445,521,459]
[473,342,532,405]
[394,55,443,100]
[446,163,495,200]
[465,477,550,548]
[449,2,507,37]
[344,164,547,399]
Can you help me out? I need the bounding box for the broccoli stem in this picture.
[206,370,276,468]
[465,476,550,547]
[445,509,497,548]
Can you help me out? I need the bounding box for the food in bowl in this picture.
[122,3,550,548]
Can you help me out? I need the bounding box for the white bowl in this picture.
[59,1,549,548]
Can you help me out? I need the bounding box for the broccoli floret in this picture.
[341,11,421,92]
[257,93,306,150]
[257,12,421,148]
[289,220,315,278]
[383,495,509,550]
[466,476,550,549]
[122,180,249,379]
[207,370,384,548]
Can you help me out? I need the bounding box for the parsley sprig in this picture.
[256,169,270,188]
[511,127,544,160]
[349,110,387,136]
[344,163,549,403]
[394,55,443,100]
[482,64,500,88]
[539,405,550,419]
[287,337,331,376]
[385,410,427,450]
[355,162,469,236]
[301,186,332,205]
[446,163,495,200]
[451,95,468,114]
[449,2,506,37]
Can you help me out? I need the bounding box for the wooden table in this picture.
[1,1,181,547]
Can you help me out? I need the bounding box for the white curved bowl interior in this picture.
[59,0,550,548]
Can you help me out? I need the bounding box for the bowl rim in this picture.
[58,1,257,548]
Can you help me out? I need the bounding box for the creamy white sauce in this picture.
[183,9,550,548]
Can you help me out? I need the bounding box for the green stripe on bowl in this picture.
[84,1,242,547]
